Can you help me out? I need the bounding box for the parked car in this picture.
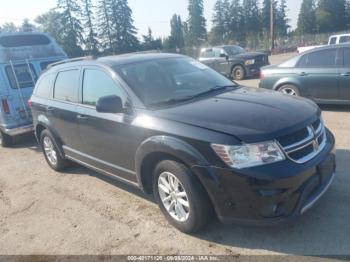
[30,54,336,233]
[0,32,67,147]
[297,33,350,53]
[260,44,350,104]
[199,45,269,80]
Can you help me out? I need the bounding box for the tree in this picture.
[96,0,114,53]
[141,27,162,51]
[276,0,289,37]
[80,0,99,55]
[0,22,18,33]
[297,0,317,35]
[57,0,84,57]
[187,0,207,47]
[20,19,36,32]
[316,0,346,32]
[242,0,260,47]
[346,0,350,28]
[35,11,63,44]
[109,0,139,54]
[261,0,272,33]
[211,0,225,43]
[166,14,185,49]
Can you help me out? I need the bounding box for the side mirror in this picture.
[96,95,123,113]
[220,53,229,60]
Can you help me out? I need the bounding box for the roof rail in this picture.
[47,56,96,69]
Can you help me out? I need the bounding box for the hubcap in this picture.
[43,136,57,166]
[281,87,298,96]
[158,172,190,222]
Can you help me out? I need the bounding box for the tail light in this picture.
[28,99,33,108]
[260,71,265,80]
[1,99,10,114]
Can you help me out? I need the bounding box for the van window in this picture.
[339,36,350,44]
[82,69,124,106]
[54,70,79,103]
[329,37,337,45]
[35,73,55,98]
[0,34,51,47]
[344,48,350,67]
[5,64,37,89]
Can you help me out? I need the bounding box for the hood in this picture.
[152,87,320,143]
[231,52,266,60]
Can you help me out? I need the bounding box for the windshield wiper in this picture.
[150,85,237,107]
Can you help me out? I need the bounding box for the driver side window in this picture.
[82,69,124,107]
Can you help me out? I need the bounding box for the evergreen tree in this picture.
[187,0,207,47]
[316,0,346,32]
[346,0,350,28]
[0,22,18,33]
[228,0,244,42]
[35,11,63,44]
[109,0,139,54]
[211,0,225,43]
[81,0,99,55]
[96,0,114,53]
[297,0,317,35]
[242,0,261,46]
[57,0,84,57]
[169,14,185,49]
[20,19,36,32]
[261,0,272,33]
[141,28,163,51]
[276,0,289,36]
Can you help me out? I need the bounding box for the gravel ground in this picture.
[0,53,349,256]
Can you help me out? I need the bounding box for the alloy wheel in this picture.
[43,136,58,166]
[280,87,298,96]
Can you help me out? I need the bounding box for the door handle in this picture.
[77,115,89,120]
[340,72,350,76]
[299,72,308,76]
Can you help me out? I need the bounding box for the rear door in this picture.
[198,49,217,70]
[338,47,350,100]
[50,68,81,150]
[295,48,340,100]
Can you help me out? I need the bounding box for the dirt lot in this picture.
[0,53,350,256]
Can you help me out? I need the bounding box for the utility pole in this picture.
[270,0,275,53]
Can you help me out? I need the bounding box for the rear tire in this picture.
[0,131,14,147]
[278,84,300,96]
[232,65,246,80]
[153,160,212,234]
[40,130,69,171]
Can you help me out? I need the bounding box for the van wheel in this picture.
[40,130,69,171]
[153,160,212,234]
[278,84,300,96]
[232,65,246,80]
[0,131,14,147]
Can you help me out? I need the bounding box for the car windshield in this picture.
[115,57,237,107]
[223,46,245,56]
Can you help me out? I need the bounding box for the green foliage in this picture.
[141,28,163,51]
[80,0,99,55]
[21,19,37,32]
[276,0,289,37]
[297,0,317,34]
[164,14,185,50]
[316,0,346,33]
[187,0,207,47]
[35,10,63,43]
[0,22,18,33]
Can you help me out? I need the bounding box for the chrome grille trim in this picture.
[277,118,327,164]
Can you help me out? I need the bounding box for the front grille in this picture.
[256,55,269,65]
[277,118,327,164]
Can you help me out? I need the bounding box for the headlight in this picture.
[245,59,255,65]
[211,141,285,169]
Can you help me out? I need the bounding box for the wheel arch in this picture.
[273,78,302,92]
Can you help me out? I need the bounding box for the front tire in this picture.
[40,130,69,171]
[0,131,14,147]
[278,84,300,96]
[153,160,212,233]
[232,65,246,80]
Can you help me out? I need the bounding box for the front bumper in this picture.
[192,130,336,226]
[0,124,34,136]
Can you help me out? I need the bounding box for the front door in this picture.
[296,48,340,100]
[338,47,350,101]
[76,67,137,182]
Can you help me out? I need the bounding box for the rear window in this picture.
[0,34,51,47]
[54,70,79,103]
[5,64,37,89]
[339,36,350,44]
[35,73,55,98]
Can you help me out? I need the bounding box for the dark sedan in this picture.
[199,45,269,80]
[260,44,350,104]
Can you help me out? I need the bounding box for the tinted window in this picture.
[82,69,124,106]
[339,36,350,44]
[279,56,300,68]
[54,70,79,103]
[5,64,37,89]
[35,73,55,98]
[299,49,337,68]
[329,37,337,45]
[344,48,350,67]
[0,34,51,47]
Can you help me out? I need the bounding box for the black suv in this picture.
[199,45,269,80]
[30,54,336,233]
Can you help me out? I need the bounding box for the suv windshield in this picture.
[223,46,245,56]
[115,57,237,107]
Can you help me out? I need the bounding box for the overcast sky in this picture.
[0,0,302,38]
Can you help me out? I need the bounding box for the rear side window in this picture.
[299,49,337,68]
[5,64,37,89]
[329,37,337,45]
[54,70,79,103]
[35,73,55,98]
[82,69,124,106]
[339,36,350,44]
[344,48,350,67]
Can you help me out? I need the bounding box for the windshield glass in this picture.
[223,46,245,56]
[115,57,236,107]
